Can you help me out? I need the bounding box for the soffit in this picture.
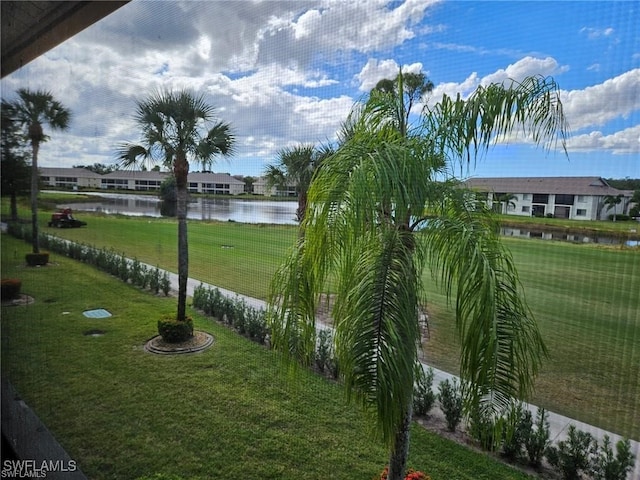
[1,1,129,78]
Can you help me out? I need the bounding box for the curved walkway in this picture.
[163,267,639,477]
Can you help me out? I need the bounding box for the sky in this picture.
[1,0,639,180]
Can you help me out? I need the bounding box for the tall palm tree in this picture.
[494,193,518,214]
[10,89,71,253]
[268,72,567,480]
[1,101,32,222]
[264,144,330,222]
[117,89,235,322]
[603,194,623,221]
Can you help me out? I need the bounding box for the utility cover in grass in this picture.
[83,309,112,318]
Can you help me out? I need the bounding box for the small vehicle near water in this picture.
[48,208,87,228]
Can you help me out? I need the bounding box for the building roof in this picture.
[40,167,101,178]
[101,170,169,180]
[187,172,244,184]
[463,176,627,196]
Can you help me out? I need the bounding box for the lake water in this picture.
[58,192,298,225]
[57,192,638,246]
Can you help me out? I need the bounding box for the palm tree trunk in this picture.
[30,140,40,253]
[388,402,413,480]
[10,192,19,222]
[174,155,189,322]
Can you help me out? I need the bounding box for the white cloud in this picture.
[480,56,569,85]
[566,125,640,154]
[561,69,640,130]
[355,58,424,91]
[580,26,615,40]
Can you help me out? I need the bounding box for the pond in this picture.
[57,192,298,225]
[56,192,638,246]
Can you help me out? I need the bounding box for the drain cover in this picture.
[83,329,106,337]
[83,309,112,318]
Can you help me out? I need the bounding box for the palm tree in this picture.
[494,193,518,214]
[117,89,235,322]
[264,144,330,222]
[603,194,623,221]
[9,89,71,254]
[1,101,32,222]
[268,72,567,480]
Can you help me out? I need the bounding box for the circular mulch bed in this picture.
[1,294,35,307]
[144,330,214,355]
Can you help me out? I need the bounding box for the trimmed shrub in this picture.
[438,378,463,432]
[546,425,596,480]
[413,367,436,418]
[591,435,635,480]
[157,317,194,343]
[25,252,49,266]
[523,408,551,468]
[1,278,22,300]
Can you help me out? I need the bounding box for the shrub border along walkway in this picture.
[4,224,639,478]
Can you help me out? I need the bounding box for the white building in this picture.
[464,176,633,221]
[39,168,244,195]
[253,176,297,196]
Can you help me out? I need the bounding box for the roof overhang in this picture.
[1,1,129,78]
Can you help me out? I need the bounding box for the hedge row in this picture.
[7,222,171,296]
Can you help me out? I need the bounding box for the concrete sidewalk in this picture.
[167,268,639,477]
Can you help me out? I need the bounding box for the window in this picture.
[555,194,575,205]
[577,195,586,203]
[522,194,531,201]
[521,206,530,213]
[576,209,587,216]
[532,194,548,204]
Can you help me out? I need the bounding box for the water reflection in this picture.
[501,227,638,247]
[59,193,298,225]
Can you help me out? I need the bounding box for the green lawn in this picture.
[1,235,532,480]
[3,203,640,440]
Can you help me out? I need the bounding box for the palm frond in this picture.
[333,227,422,445]
[422,201,547,416]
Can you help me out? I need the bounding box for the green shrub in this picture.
[157,317,193,343]
[500,402,529,460]
[591,435,635,480]
[1,278,22,300]
[438,378,463,432]
[25,252,49,266]
[468,404,501,452]
[315,329,334,374]
[545,425,595,480]
[413,367,436,418]
[160,271,171,296]
[608,214,631,221]
[523,408,551,468]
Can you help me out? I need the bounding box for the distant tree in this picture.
[494,193,517,214]
[239,175,256,194]
[603,194,623,221]
[372,71,434,134]
[264,144,330,222]
[159,175,177,203]
[1,101,31,221]
[630,190,640,217]
[606,178,640,191]
[73,162,118,175]
[8,89,71,253]
[117,89,235,322]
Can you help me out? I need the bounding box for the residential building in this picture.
[463,176,633,221]
[39,167,103,189]
[39,167,244,195]
[253,176,297,196]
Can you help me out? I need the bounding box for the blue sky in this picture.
[1,0,638,180]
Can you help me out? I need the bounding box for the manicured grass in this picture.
[1,235,532,480]
[4,203,640,439]
[423,238,640,440]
